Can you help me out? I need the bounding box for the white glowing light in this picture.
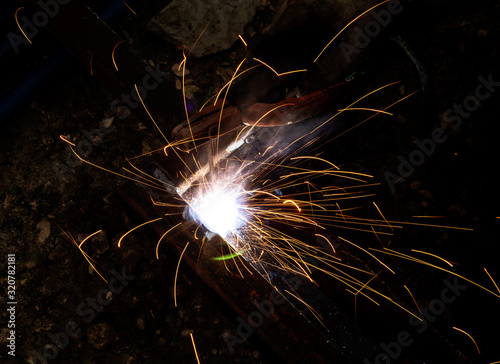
[189,184,242,237]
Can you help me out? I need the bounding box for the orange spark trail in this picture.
[253,58,307,76]
[484,268,500,294]
[372,201,393,231]
[122,0,136,14]
[238,34,247,47]
[156,222,183,259]
[453,327,480,354]
[314,0,390,62]
[190,333,201,364]
[15,8,32,44]
[404,284,422,315]
[112,40,125,71]
[174,242,190,307]
[411,249,454,268]
[118,217,163,248]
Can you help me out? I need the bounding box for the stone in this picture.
[87,322,115,350]
[36,219,51,243]
[148,0,262,57]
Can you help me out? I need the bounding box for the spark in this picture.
[118,217,163,248]
[90,55,94,75]
[156,222,183,259]
[261,145,275,157]
[112,40,125,71]
[215,58,246,154]
[372,248,500,299]
[340,214,474,231]
[411,249,454,268]
[315,234,336,254]
[339,236,395,274]
[336,203,349,226]
[190,333,201,364]
[132,84,194,176]
[122,0,136,14]
[484,268,500,294]
[186,16,215,57]
[337,107,393,116]
[59,135,75,146]
[238,34,247,47]
[124,157,176,190]
[404,284,422,315]
[370,225,384,247]
[316,88,420,149]
[179,53,197,151]
[62,137,170,190]
[313,0,390,62]
[59,227,108,283]
[245,103,295,127]
[209,64,261,109]
[283,199,301,212]
[372,201,393,231]
[253,58,307,76]
[174,242,190,307]
[285,289,325,329]
[15,8,32,44]
[309,81,402,136]
[453,326,480,354]
[291,155,339,170]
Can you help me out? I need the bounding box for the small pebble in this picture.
[410,181,422,190]
[477,29,488,37]
[136,317,145,330]
[100,117,114,129]
[36,219,51,243]
[87,323,115,350]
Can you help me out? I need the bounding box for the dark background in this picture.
[1,0,499,363]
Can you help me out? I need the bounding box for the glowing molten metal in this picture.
[188,183,243,238]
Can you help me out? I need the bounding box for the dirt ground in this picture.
[1,0,500,363]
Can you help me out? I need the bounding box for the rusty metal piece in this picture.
[242,81,350,126]
[172,81,351,152]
